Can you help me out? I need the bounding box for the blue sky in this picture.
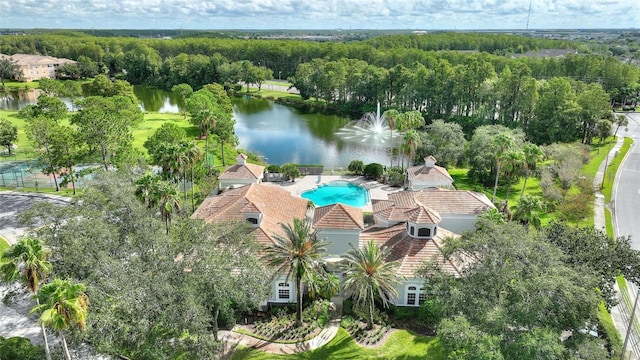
[1,0,638,30]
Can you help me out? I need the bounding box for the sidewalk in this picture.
[218,319,340,356]
[593,136,638,359]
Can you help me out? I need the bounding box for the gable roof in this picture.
[191,183,308,245]
[361,224,462,277]
[313,203,365,230]
[413,188,493,215]
[219,162,265,180]
[406,163,453,183]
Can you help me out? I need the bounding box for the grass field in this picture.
[231,328,445,360]
[0,109,240,168]
[602,137,633,203]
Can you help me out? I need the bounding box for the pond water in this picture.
[1,86,393,167]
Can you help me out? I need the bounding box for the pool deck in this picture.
[263,175,403,212]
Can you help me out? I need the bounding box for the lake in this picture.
[1,86,394,167]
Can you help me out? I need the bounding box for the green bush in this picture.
[266,164,282,173]
[0,336,46,360]
[386,166,405,187]
[347,160,365,175]
[364,163,383,181]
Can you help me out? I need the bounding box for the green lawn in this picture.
[602,137,633,203]
[231,328,445,360]
[1,109,240,168]
[1,81,41,91]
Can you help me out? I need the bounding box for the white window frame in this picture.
[405,284,426,307]
[276,281,292,302]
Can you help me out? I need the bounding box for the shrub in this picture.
[386,166,405,187]
[282,163,301,181]
[347,160,365,175]
[0,336,46,360]
[266,164,282,173]
[363,163,383,180]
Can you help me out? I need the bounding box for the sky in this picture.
[1,0,638,30]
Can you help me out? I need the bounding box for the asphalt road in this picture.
[614,112,640,248]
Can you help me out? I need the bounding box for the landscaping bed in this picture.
[340,316,393,347]
[235,300,330,343]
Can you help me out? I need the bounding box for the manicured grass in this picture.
[240,87,302,100]
[263,80,293,87]
[231,328,445,360]
[1,109,240,167]
[598,301,623,355]
[605,208,614,238]
[1,81,41,91]
[602,137,633,203]
[582,137,616,180]
[0,186,79,197]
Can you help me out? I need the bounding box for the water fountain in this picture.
[334,102,401,146]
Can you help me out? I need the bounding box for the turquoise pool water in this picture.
[301,180,369,207]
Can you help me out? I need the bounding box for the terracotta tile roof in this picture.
[313,203,365,230]
[414,188,494,215]
[219,163,265,180]
[0,53,76,66]
[191,184,308,243]
[406,164,453,183]
[360,224,461,277]
[406,206,441,224]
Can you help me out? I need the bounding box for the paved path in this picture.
[0,191,71,346]
[219,319,340,355]
[598,114,640,360]
[0,191,72,244]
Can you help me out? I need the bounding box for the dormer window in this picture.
[418,227,431,237]
[243,213,263,227]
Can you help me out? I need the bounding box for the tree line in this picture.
[0,32,636,103]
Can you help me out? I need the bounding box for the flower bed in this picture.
[340,316,392,346]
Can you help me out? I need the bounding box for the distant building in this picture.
[0,53,76,82]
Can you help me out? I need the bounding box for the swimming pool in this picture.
[301,180,369,207]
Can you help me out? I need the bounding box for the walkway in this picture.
[218,319,340,355]
[593,135,639,360]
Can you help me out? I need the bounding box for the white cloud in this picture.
[1,0,637,29]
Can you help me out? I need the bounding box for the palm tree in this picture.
[402,129,421,168]
[1,237,53,360]
[382,109,400,167]
[501,150,524,202]
[155,181,182,234]
[491,134,515,203]
[134,173,160,209]
[179,140,202,212]
[520,143,543,199]
[262,218,327,327]
[511,195,545,229]
[32,279,89,360]
[341,240,403,329]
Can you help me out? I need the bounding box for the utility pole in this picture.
[621,287,640,360]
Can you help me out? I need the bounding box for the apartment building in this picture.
[0,53,76,82]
